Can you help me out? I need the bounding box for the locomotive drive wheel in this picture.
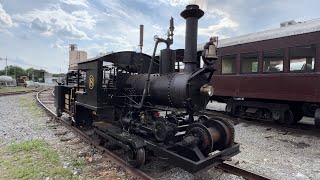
[125,146,145,168]
[186,123,214,156]
[204,118,235,151]
[154,121,168,142]
[187,117,235,156]
[315,109,320,128]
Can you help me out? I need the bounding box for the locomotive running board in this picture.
[93,121,240,173]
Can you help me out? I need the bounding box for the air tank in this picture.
[0,75,13,82]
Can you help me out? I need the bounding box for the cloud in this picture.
[13,4,96,39]
[0,3,13,28]
[0,28,13,36]
[199,8,238,38]
[60,0,89,8]
[8,56,47,70]
[51,39,67,50]
[158,0,208,9]
[173,8,238,39]
[159,0,188,6]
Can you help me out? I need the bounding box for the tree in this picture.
[0,66,48,82]
[0,69,5,75]
[6,65,26,78]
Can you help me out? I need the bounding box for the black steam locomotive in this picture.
[55,5,239,173]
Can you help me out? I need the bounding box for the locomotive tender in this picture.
[199,19,320,127]
[55,5,239,173]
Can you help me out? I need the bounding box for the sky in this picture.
[0,0,319,73]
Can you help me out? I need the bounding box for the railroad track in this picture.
[37,89,152,180]
[0,88,39,97]
[203,109,320,138]
[37,89,270,180]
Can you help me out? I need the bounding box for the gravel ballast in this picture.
[207,101,320,180]
[2,93,318,179]
[0,93,134,179]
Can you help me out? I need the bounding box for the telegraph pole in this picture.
[5,56,7,75]
[0,56,8,75]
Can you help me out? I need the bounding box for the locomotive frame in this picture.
[55,5,240,173]
[55,51,239,173]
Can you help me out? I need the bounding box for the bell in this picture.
[205,44,218,60]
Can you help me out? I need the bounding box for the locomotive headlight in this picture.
[200,84,214,96]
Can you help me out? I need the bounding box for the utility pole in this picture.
[5,56,7,76]
[0,56,8,75]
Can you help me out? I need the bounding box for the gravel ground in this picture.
[3,93,318,179]
[0,93,134,179]
[207,101,320,180]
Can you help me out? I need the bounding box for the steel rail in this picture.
[203,109,320,137]
[0,89,39,96]
[36,89,152,180]
[38,89,271,179]
[217,162,271,180]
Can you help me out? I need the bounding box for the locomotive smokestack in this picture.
[181,4,204,73]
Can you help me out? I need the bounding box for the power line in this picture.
[0,57,47,69]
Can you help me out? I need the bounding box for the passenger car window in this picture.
[263,49,284,72]
[289,45,315,71]
[240,52,258,73]
[221,55,236,74]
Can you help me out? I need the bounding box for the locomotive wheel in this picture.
[315,109,320,128]
[154,121,168,142]
[125,146,145,168]
[186,123,213,156]
[203,118,235,151]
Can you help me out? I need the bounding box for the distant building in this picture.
[69,44,88,70]
[43,73,64,84]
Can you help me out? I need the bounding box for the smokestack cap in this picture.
[181,4,204,19]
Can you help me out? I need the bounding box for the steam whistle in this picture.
[167,17,174,45]
[139,25,144,53]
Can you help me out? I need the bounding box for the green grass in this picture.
[70,157,86,170]
[0,86,38,93]
[0,139,76,180]
[19,97,44,119]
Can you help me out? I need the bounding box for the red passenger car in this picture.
[201,20,320,127]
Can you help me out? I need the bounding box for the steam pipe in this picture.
[180,5,204,73]
[134,40,159,109]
